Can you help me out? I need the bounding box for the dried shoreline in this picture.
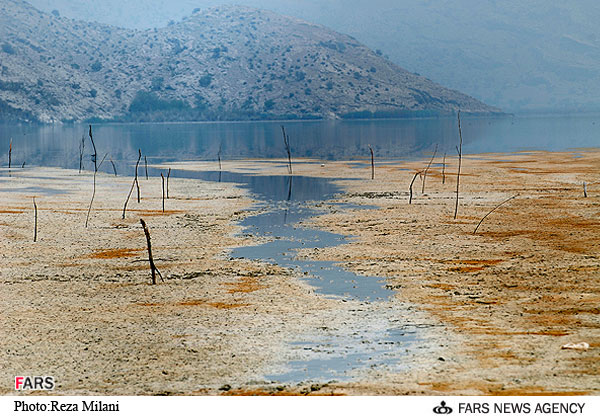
[1,149,599,395]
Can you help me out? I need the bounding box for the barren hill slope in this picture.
[0,0,499,122]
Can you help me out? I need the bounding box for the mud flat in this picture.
[1,149,599,395]
[294,150,600,395]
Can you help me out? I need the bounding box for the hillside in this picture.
[0,0,498,123]
[28,0,600,112]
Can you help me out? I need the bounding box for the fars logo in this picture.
[15,376,55,391]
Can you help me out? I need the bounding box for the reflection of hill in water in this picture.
[2,115,600,173]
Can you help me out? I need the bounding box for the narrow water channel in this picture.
[175,168,425,383]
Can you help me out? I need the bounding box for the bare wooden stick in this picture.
[85,125,98,228]
[409,170,422,204]
[474,194,519,234]
[140,218,163,285]
[454,111,463,220]
[421,144,438,194]
[166,168,171,199]
[144,156,148,180]
[122,149,142,219]
[110,157,117,176]
[217,143,222,171]
[33,197,38,242]
[583,182,587,198]
[79,135,85,173]
[442,152,447,184]
[21,161,25,168]
[161,173,165,213]
[8,138,12,169]
[281,125,292,174]
[369,145,374,180]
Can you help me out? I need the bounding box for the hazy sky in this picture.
[27,1,600,112]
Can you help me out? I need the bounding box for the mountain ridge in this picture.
[0,0,499,123]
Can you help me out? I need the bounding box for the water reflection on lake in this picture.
[2,114,599,173]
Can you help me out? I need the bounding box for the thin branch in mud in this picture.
[8,138,12,168]
[122,149,142,219]
[217,142,222,171]
[409,170,422,204]
[79,135,85,173]
[474,194,519,234]
[583,182,587,198]
[85,125,98,228]
[97,153,109,170]
[442,152,447,184]
[140,218,163,285]
[21,161,25,168]
[369,145,375,180]
[161,172,165,213]
[421,144,438,194]
[454,111,463,220]
[166,168,171,199]
[110,157,117,176]
[33,197,38,242]
[144,156,148,180]
[281,125,293,174]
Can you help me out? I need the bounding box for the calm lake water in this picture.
[1,113,599,171]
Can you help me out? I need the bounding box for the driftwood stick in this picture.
[79,135,85,173]
[9,138,12,168]
[161,173,165,213]
[442,152,447,184]
[85,125,98,228]
[583,182,587,198]
[110,157,117,176]
[454,111,463,220]
[144,156,148,180]
[122,150,142,219]
[166,168,171,199]
[33,197,38,242]
[217,143,222,171]
[421,144,438,194]
[369,145,374,180]
[474,194,519,234]
[409,170,422,204]
[140,218,163,285]
[281,125,292,174]
[21,161,25,168]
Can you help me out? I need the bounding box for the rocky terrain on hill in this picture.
[0,0,499,123]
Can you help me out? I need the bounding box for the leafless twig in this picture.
[422,144,438,194]
[140,218,163,285]
[474,194,519,234]
[454,111,463,220]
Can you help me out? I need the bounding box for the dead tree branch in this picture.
[79,135,85,173]
[442,152,447,184]
[454,111,463,220]
[161,172,165,213]
[85,125,98,228]
[144,156,148,180]
[281,125,293,174]
[122,149,142,219]
[140,218,163,285]
[166,168,171,199]
[474,194,519,234]
[33,197,38,242]
[421,144,438,194]
[409,170,422,204]
[369,145,375,180]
